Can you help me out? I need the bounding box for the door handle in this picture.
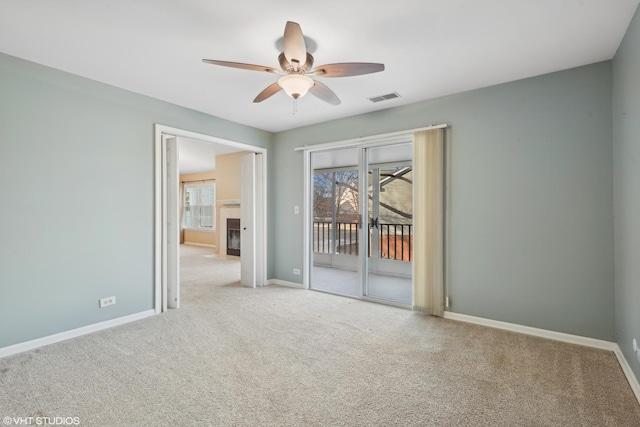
[370,217,379,229]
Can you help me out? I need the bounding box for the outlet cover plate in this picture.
[99,296,116,308]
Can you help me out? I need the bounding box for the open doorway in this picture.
[154,125,267,314]
[178,140,247,303]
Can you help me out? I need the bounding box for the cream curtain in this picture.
[413,128,445,316]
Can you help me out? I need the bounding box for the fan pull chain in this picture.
[292,98,298,115]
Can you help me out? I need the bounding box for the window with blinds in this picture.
[183,182,216,231]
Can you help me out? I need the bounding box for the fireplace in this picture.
[227,218,240,256]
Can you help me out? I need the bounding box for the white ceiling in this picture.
[1,1,638,133]
[178,137,241,175]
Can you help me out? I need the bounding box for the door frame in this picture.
[240,152,263,288]
[162,135,180,311]
[154,124,268,314]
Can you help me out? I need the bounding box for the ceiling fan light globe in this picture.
[278,74,314,99]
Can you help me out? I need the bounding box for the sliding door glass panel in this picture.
[310,148,360,297]
[365,143,413,304]
[313,171,334,258]
[335,170,360,256]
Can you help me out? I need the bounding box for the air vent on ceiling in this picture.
[368,92,400,103]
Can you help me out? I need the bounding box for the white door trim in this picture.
[240,153,256,288]
[163,136,180,309]
[294,124,447,153]
[302,149,311,290]
[154,124,268,313]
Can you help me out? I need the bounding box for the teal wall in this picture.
[613,6,640,380]
[274,62,615,341]
[0,48,624,349]
[0,53,273,348]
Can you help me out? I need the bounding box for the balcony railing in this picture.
[313,221,412,262]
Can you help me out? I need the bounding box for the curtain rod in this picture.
[181,179,215,184]
[294,123,447,152]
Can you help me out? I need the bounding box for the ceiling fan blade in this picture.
[283,21,307,68]
[309,81,341,106]
[253,82,282,103]
[202,59,280,74]
[310,63,385,77]
[303,53,314,71]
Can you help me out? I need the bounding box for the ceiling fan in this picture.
[202,21,385,106]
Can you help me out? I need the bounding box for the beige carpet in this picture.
[1,245,639,426]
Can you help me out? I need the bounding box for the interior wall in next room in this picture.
[180,151,248,251]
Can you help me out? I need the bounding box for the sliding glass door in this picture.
[309,142,413,307]
[365,160,413,303]
[311,148,360,297]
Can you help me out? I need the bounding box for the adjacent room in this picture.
[176,138,248,299]
[1,1,640,425]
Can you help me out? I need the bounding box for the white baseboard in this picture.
[182,242,216,249]
[265,279,305,289]
[443,311,640,405]
[443,311,616,350]
[0,309,155,359]
[613,345,640,404]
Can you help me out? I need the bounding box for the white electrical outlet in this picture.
[99,296,116,308]
[293,268,301,275]
[634,338,638,353]
[294,205,299,215]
